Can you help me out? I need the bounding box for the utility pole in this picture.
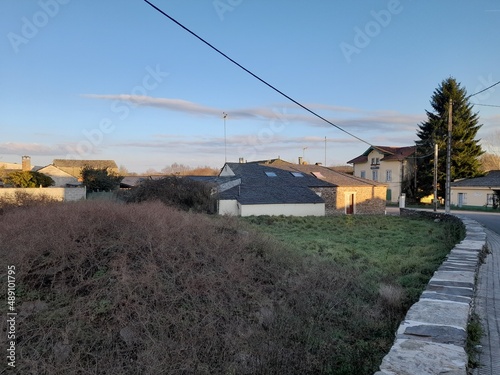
[324,136,327,166]
[433,142,438,212]
[445,100,452,214]
[223,112,227,163]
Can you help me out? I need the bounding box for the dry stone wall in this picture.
[375,209,487,375]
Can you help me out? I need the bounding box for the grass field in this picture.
[244,214,464,304]
[0,201,464,375]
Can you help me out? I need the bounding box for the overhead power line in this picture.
[467,79,500,99]
[474,103,500,108]
[143,0,372,147]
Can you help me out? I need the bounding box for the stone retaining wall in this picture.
[375,209,487,375]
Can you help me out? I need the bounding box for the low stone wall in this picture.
[375,209,487,375]
[0,187,86,202]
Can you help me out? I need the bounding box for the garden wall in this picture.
[0,187,86,202]
[375,209,487,375]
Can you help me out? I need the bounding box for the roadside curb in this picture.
[374,210,487,375]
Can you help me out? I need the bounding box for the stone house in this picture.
[347,145,416,202]
[52,159,119,180]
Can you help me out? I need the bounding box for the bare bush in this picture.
[123,176,216,213]
[378,283,406,318]
[0,201,394,374]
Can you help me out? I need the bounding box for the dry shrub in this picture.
[378,283,405,319]
[123,177,216,213]
[0,201,388,374]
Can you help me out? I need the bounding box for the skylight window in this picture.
[265,171,277,177]
[311,172,324,178]
[291,172,303,177]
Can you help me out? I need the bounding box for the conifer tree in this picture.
[415,77,483,200]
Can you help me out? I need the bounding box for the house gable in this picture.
[36,165,80,187]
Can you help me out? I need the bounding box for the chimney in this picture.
[239,157,245,163]
[315,162,322,166]
[298,157,303,165]
[22,155,31,171]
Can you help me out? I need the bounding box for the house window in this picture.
[372,170,378,181]
[371,157,380,165]
[487,194,494,206]
[487,194,499,208]
[360,171,366,179]
[264,171,277,177]
[386,170,392,182]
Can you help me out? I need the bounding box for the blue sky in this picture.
[1,0,499,173]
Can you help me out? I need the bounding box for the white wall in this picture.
[450,187,493,207]
[218,199,239,215]
[0,187,86,202]
[239,203,325,217]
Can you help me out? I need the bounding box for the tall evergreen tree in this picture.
[415,77,483,201]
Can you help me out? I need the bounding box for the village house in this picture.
[451,170,500,209]
[347,145,416,203]
[0,156,87,201]
[52,159,119,180]
[217,158,386,216]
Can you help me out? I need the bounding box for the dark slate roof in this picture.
[451,171,500,188]
[218,162,332,205]
[186,176,219,183]
[221,185,324,205]
[347,146,416,164]
[120,176,150,188]
[270,163,385,187]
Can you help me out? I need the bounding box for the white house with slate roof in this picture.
[217,159,386,216]
[218,161,327,216]
[451,170,500,208]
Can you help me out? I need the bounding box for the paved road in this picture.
[456,211,500,236]
[473,228,500,375]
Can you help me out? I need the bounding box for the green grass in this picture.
[243,214,465,370]
[244,215,462,291]
[467,312,484,369]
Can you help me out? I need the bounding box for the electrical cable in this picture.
[143,0,373,147]
[474,103,500,108]
[467,80,500,99]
